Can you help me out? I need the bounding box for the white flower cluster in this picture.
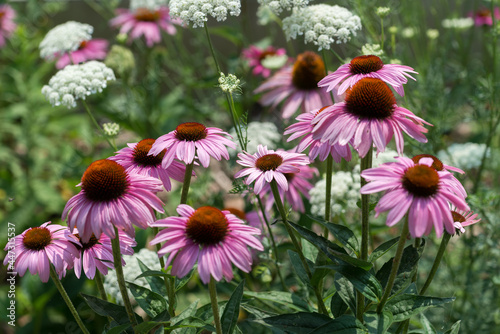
[442,18,474,30]
[230,121,281,155]
[257,0,311,15]
[40,21,93,60]
[103,249,161,305]
[42,61,116,109]
[376,7,390,18]
[103,123,120,137]
[130,0,167,11]
[169,0,241,28]
[282,4,362,51]
[372,149,398,166]
[361,43,384,56]
[309,165,361,217]
[218,72,241,93]
[261,54,288,69]
[401,27,416,38]
[427,29,439,40]
[438,143,490,170]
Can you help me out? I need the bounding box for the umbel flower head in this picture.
[319,55,417,96]
[70,229,136,279]
[312,78,431,158]
[257,0,311,15]
[149,122,236,168]
[3,222,80,283]
[0,4,17,48]
[110,0,180,47]
[234,144,310,194]
[254,51,332,119]
[242,45,287,78]
[62,159,164,243]
[360,156,469,238]
[169,0,241,28]
[41,61,116,109]
[150,205,263,284]
[109,138,191,191]
[282,4,361,51]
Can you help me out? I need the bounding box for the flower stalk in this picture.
[208,277,223,334]
[180,162,194,205]
[420,233,451,295]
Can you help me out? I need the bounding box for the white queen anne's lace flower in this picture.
[438,143,490,170]
[442,18,474,30]
[282,4,362,50]
[257,0,311,15]
[42,61,116,108]
[169,0,241,28]
[229,121,282,155]
[130,0,167,11]
[39,21,93,60]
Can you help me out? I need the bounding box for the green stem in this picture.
[50,266,90,334]
[111,227,138,330]
[419,233,451,295]
[257,196,287,290]
[324,155,334,233]
[398,237,422,332]
[380,18,385,51]
[180,163,194,205]
[81,100,117,151]
[204,22,221,73]
[94,271,108,301]
[377,217,409,313]
[208,277,223,334]
[269,180,329,315]
[153,227,176,317]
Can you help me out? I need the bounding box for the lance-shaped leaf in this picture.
[385,294,455,322]
[259,312,333,334]
[221,280,245,334]
[308,215,360,256]
[127,281,168,318]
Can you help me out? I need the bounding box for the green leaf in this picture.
[134,321,166,333]
[369,237,399,262]
[330,292,348,318]
[288,250,312,287]
[307,315,368,333]
[309,215,360,256]
[175,267,196,291]
[127,282,168,318]
[221,280,245,334]
[105,323,131,334]
[321,264,383,302]
[385,294,455,322]
[260,312,333,333]
[136,259,168,295]
[420,313,437,334]
[444,320,461,334]
[363,311,393,334]
[334,273,357,313]
[244,291,312,312]
[171,300,200,334]
[376,241,425,296]
[208,26,245,46]
[81,293,142,325]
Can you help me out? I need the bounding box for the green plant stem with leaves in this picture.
[82,100,117,151]
[153,226,176,317]
[180,162,194,205]
[50,266,91,334]
[377,217,409,313]
[420,233,451,295]
[208,277,223,334]
[269,180,329,315]
[111,226,138,332]
[257,196,287,290]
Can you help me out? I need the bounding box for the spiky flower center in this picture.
[256,154,283,171]
[134,8,160,21]
[259,50,277,62]
[79,40,88,50]
[451,211,466,223]
[175,122,208,141]
[349,55,384,74]
[292,51,326,90]
[477,9,491,18]
[133,138,165,167]
[402,165,440,197]
[284,173,295,181]
[74,233,99,251]
[23,227,52,251]
[411,154,444,171]
[82,159,129,202]
[345,78,396,119]
[314,106,329,117]
[225,208,246,220]
[186,206,229,245]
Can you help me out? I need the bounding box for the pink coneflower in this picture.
[234,145,310,194]
[109,138,192,191]
[451,208,480,234]
[312,78,431,158]
[360,156,469,238]
[254,51,332,119]
[242,45,287,78]
[110,6,179,47]
[70,229,136,279]
[62,159,164,243]
[150,205,263,283]
[469,7,500,26]
[318,55,417,96]
[3,222,80,282]
[0,5,16,48]
[56,39,108,69]
[262,164,319,213]
[285,107,352,163]
[149,122,236,168]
